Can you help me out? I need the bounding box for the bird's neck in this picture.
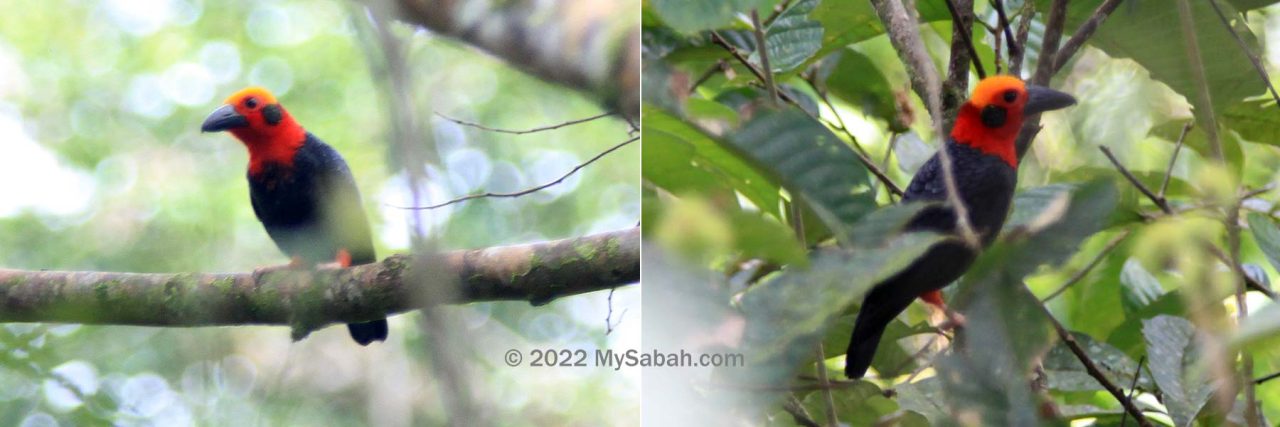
[231,119,307,176]
[950,104,1021,168]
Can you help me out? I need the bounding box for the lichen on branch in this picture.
[0,229,639,336]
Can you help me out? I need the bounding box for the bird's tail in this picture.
[845,287,916,379]
[348,319,389,345]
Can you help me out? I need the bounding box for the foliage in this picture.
[0,0,638,425]
[642,0,1280,425]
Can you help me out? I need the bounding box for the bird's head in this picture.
[202,87,307,174]
[951,76,1076,167]
[201,87,304,146]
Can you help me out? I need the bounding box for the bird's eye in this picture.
[1003,90,1018,103]
[244,97,259,109]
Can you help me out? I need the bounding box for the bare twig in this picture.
[1207,0,1280,109]
[1039,296,1153,427]
[709,32,799,105]
[1052,0,1124,74]
[805,78,906,197]
[1015,0,1068,159]
[991,0,1020,58]
[1255,371,1280,385]
[814,343,838,426]
[1158,123,1193,199]
[1009,1,1034,76]
[435,112,615,135]
[1041,230,1132,302]
[943,0,986,78]
[943,0,976,129]
[605,287,627,335]
[751,9,780,108]
[1119,356,1146,427]
[783,394,822,427]
[399,136,637,210]
[1099,145,1174,215]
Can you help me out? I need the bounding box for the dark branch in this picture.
[1206,0,1280,110]
[1041,230,1131,302]
[1099,145,1174,215]
[943,0,986,78]
[991,0,1020,58]
[1038,294,1154,427]
[0,229,640,336]
[1052,0,1124,74]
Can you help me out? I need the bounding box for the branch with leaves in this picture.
[0,229,638,338]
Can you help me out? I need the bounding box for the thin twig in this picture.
[751,9,780,108]
[943,0,986,78]
[1015,0,1068,159]
[1038,294,1154,427]
[434,112,614,135]
[1158,123,1193,199]
[399,136,638,210]
[1255,371,1280,385]
[605,287,627,335]
[805,78,906,197]
[1099,145,1174,214]
[814,343,838,426]
[1042,230,1132,302]
[1009,1,1034,76]
[1052,0,1124,74]
[991,0,1020,58]
[1119,356,1146,427]
[783,394,822,427]
[709,32,798,105]
[1207,0,1280,109]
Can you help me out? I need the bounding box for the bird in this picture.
[844,76,1076,379]
[201,87,389,346]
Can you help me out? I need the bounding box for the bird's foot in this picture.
[253,256,309,277]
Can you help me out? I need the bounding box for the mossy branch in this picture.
[0,228,638,336]
[390,0,640,122]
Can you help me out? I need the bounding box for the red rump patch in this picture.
[919,290,946,308]
[336,249,352,268]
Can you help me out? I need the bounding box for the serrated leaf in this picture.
[649,0,778,34]
[748,0,824,73]
[1143,315,1213,427]
[728,108,876,242]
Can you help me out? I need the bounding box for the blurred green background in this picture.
[0,0,639,425]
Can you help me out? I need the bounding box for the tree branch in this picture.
[1052,0,1123,74]
[1038,296,1154,427]
[0,229,639,337]
[390,0,640,122]
[434,111,615,135]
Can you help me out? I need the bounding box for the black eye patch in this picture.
[981,105,1007,127]
[1003,90,1018,103]
[244,97,259,109]
[263,104,283,125]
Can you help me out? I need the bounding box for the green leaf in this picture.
[896,378,948,425]
[1247,213,1280,273]
[1233,302,1280,350]
[648,0,777,34]
[1143,315,1212,427]
[737,232,945,387]
[1120,258,1164,311]
[1057,0,1262,118]
[730,210,809,265]
[1227,0,1280,11]
[938,179,1118,426]
[749,0,824,73]
[643,106,783,215]
[1003,184,1074,233]
[798,380,899,426]
[1043,332,1151,392]
[824,48,901,129]
[1108,290,1188,358]
[728,108,876,242]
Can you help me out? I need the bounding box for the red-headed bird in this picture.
[201,87,388,346]
[845,76,1075,378]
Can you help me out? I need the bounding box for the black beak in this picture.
[201,105,249,132]
[1024,85,1076,115]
